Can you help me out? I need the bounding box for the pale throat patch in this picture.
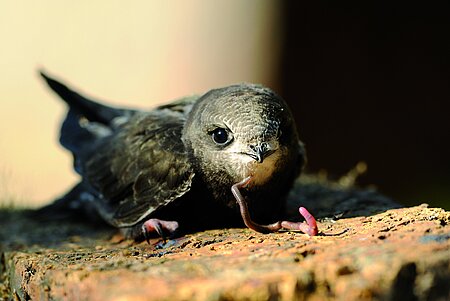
[246,150,282,186]
[218,141,285,186]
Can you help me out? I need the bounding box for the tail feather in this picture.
[30,182,104,223]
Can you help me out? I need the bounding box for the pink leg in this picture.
[141,218,179,243]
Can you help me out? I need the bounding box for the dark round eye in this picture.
[211,128,230,145]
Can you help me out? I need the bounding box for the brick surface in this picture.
[1,204,449,301]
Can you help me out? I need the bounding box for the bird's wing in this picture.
[81,109,195,227]
[40,71,139,173]
[40,71,136,125]
[155,95,199,115]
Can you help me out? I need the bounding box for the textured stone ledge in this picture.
[1,205,449,301]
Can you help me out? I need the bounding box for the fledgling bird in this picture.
[39,71,318,241]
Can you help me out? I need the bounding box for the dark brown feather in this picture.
[80,111,195,227]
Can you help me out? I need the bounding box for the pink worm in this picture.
[231,176,318,236]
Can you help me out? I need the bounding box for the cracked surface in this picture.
[1,204,449,300]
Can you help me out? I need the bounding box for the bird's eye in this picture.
[211,128,231,145]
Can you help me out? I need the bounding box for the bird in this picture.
[39,71,318,242]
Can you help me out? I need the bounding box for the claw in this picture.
[141,219,179,244]
[141,224,151,244]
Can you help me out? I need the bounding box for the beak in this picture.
[247,142,276,163]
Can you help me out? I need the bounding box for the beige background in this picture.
[0,1,283,206]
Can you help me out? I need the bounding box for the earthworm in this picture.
[231,176,318,236]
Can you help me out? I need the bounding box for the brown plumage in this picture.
[39,71,317,241]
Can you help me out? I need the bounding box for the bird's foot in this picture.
[141,219,179,243]
[232,176,318,236]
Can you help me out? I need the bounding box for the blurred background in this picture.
[0,1,448,209]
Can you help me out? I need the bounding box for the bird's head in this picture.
[182,84,304,189]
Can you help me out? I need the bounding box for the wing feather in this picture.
[80,109,195,227]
